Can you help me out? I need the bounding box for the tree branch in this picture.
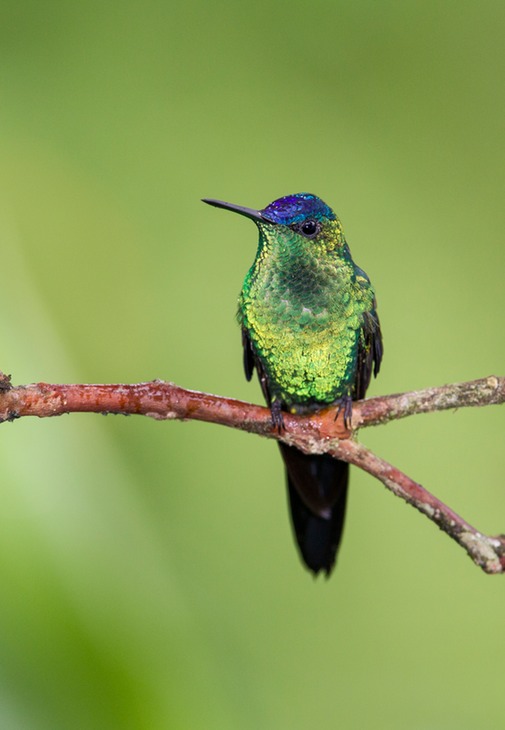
[0,372,504,573]
[355,375,505,428]
[335,440,505,574]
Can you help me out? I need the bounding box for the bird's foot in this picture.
[271,400,285,434]
[335,395,353,431]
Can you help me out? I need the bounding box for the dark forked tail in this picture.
[279,443,349,576]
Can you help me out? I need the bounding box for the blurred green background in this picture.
[0,1,504,728]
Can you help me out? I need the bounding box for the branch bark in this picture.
[0,372,504,573]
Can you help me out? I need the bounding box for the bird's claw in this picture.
[271,400,285,434]
[335,395,353,431]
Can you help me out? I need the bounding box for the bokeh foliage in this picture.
[0,1,504,728]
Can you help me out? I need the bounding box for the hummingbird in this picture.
[203,193,382,576]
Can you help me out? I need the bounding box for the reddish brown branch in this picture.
[334,440,505,574]
[1,374,503,434]
[354,375,505,428]
[0,372,504,574]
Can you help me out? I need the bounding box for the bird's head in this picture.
[203,193,346,258]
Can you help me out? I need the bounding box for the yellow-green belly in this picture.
[243,300,362,409]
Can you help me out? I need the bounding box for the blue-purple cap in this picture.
[261,193,335,225]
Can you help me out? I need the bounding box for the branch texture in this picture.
[0,372,504,573]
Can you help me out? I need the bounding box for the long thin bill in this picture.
[202,198,270,223]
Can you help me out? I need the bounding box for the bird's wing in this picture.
[241,327,273,405]
[353,272,383,400]
[241,327,256,382]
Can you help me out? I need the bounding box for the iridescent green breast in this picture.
[239,239,375,411]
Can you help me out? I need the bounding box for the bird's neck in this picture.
[243,244,355,314]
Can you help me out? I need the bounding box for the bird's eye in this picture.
[299,219,319,238]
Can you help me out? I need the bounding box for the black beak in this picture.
[202,198,272,223]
